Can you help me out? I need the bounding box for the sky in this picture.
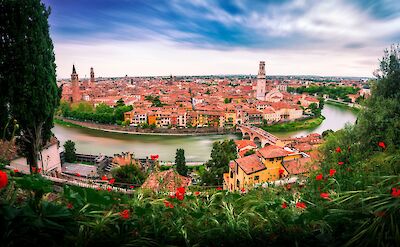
[42,0,400,79]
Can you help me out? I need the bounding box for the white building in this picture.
[9,137,62,176]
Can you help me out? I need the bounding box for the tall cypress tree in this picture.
[175,148,188,176]
[0,0,60,171]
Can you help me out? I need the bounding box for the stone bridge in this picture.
[237,124,283,147]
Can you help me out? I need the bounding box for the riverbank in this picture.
[325,100,361,113]
[261,116,325,132]
[54,117,237,136]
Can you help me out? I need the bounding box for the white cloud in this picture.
[54,40,380,79]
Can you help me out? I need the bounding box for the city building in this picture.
[224,145,303,191]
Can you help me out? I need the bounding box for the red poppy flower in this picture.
[67,203,73,209]
[13,169,19,173]
[164,200,170,207]
[391,188,400,197]
[129,185,134,189]
[335,147,341,153]
[176,194,184,201]
[101,175,108,181]
[120,209,130,219]
[109,178,115,184]
[316,174,323,181]
[296,202,306,209]
[194,191,200,196]
[279,168,285,175]
[107,187,112,192]
[169,195,176,199]
[37,168,42,173]
[241,188,246,192]
[378,141,386,149]
[320,192,330,200]
[32,167,37,173]
[216,187,222,190]
[329,169,336,177]
[281,202,287,209]
[176,187,185,194]
[169,203,174,208]
[96,187,101,191]
[76,173,81,177]
[338,161,344,166]
[0,171,8,189]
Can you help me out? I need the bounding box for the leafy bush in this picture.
[111,164,146,185]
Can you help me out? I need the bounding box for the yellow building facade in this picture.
[223,145,302,191]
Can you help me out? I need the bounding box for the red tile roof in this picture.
[235,140,257,150]
[258,145,293,159]
[235,154,265,174]
[283,157,318,175]
[141,169,191,192]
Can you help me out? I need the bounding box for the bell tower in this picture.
[256,61,266,100]
[71,64,81,103]
[90,67,95,84]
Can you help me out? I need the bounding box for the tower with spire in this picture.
[256,61,266,100]
[71,64,81,103]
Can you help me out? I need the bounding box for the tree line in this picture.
[288,85,359,102]
[58,100,133,125]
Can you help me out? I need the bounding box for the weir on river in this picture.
[53,104,357,162]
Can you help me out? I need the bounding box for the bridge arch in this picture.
[242,132,250,140]
[253,136,262,148]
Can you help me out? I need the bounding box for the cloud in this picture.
[42,0,398,77]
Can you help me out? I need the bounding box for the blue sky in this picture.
[42,0,400,78]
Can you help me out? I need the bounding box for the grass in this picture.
[54,118,88,129]
[262,115,325,132]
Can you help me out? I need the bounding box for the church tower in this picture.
[256,61,266,100]
[90,67,95,84]
[71,65,81,103]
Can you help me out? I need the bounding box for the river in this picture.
[53,103,357,162]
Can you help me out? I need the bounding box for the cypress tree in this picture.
[63,140,77,163]
[175,148,188,176]
[0,0,60,171]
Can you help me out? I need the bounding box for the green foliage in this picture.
[115,98,125,108]
[0,0,60,170]
[224,98,232,104]
[321,129,334,139]
[63,140,77,163]
[262,116,324,132]
[201,139,237,185]
[175,148,188,176]
[307,102,321,116]
[111,164,146,185]
[243,149,255,156]
[95,103,114,114]
[58,101,133,124]
[289,85,358,100]
[145,95,164,107]
[356,44,400,152]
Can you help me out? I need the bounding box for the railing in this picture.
[42,174,135,194]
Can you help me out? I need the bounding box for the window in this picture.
[237,179,240,188]
[230,171,233,178]
[269,158,274,161]
[254,176,259,180]
[236,163,239,174]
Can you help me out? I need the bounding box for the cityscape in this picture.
[0,0,399,246]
